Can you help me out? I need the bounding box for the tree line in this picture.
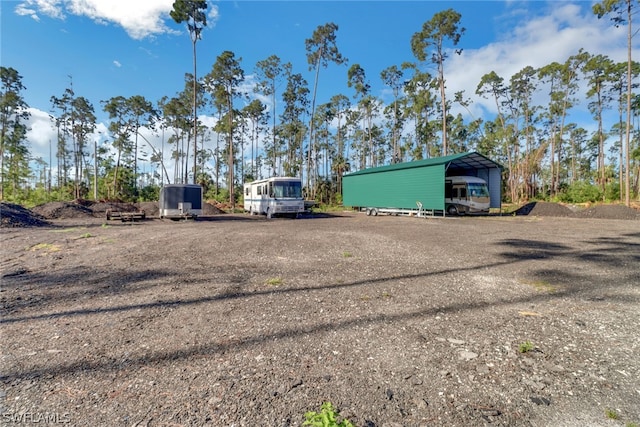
[1,1,638,208]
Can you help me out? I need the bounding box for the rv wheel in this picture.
[371,208,378,216]
[266,208,272,219]
[447,205,458,216]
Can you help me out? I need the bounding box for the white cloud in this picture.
[15,0,219,40]
[25,107,110,158]
[24,106,184,182]
[444,2,633,119]
[14,0,65,21]
[113,60,122,68]
[66,0,175,39]
[25,108,56,158]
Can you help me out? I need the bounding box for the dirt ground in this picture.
[1,201,639,426]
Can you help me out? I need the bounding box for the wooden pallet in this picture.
[106,209,146,222]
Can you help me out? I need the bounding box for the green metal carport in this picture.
[342,151,502,212]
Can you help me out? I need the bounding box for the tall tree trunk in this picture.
[192,38,198,185]
[308,50,322,195]
[439,73,448,155]
[624,0,632,206]
[228,98,235,208]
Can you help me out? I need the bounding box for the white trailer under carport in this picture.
[159,184,203,219]
[342,152,502,217]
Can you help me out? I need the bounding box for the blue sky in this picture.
[0,0,635,177]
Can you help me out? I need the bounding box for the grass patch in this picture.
[360,292,392,301]
[49,227,83,233]
[518,341,535,353]
[30,243,61,253]
[518,310,542,317]
[605,408,619,420]
[265,277,283,286]
[342,251,352,258]
[521,279,557,293]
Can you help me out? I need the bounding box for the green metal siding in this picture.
[343,152,503,212]
[343,164,445,210]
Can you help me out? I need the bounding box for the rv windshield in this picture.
[273,181,302,198]
[468,183,490,198]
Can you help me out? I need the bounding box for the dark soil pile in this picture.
[0,202,50,228]
[573,204,640,220]
[512,201,574,217]
[3,200,224,226]
[31,201,94,219]
[512,201,640,220]
[89,201,141,216]
[138,201,159,217]
[203,201,226,215]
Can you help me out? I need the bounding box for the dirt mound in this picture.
[30,201,94,219]
[1,199,223,226]
[511,201,639,220]
[0,202,50,228]
[138,201,159,217]
[574,204,640,220]
[88,201,140,215]
[512,201,574,217]
[203,201,226,215]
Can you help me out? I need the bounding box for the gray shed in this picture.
[159,184,203,219]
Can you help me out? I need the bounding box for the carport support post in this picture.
[94,139,98,200]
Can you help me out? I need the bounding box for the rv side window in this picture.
[257,186,262,196]
[269,182,274,197]
[245,187,249,196]
[452,185,466,199]
[445,182,452,198]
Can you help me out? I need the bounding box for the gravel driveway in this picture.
[1,211,639,426]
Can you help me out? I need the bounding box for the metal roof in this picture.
[345,152,503,177]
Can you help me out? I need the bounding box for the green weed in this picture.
[265,277,283,286]
[518,341,535,353]
[342,251,352,258]
[605,408,619,420]
[303,402,354,427]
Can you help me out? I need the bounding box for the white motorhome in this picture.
[243,177,304,218]
[445,176,490,215]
